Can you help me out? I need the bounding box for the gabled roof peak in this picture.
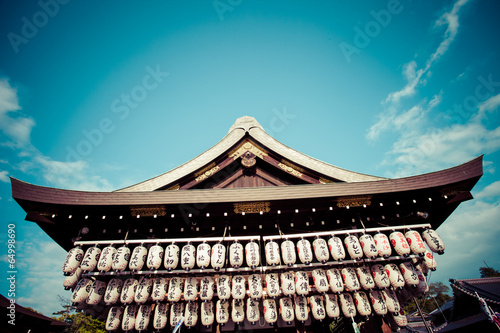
[228,116,264,133]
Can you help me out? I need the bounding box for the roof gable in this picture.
[116,116,386,192]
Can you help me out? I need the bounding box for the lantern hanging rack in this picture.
[262,223,432,241]
[74,234,260,247]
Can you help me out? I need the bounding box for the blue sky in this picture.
[0,0,499,316]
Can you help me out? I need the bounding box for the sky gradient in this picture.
[1,0,499,316]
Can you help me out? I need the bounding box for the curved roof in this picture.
[116,116,385,192]
[11,155,483,207]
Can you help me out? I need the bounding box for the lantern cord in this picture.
[358,217,367,232]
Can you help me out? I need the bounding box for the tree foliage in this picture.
[479,266,500,278]
[403,282,452,314]
[53,296,105,333]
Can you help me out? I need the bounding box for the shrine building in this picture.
[11,116,483,332]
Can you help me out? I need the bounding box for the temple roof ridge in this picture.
[115,116,386,192]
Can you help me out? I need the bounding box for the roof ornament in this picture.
[228,116,264,133]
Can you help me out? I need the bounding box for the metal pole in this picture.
[413,296,433,333]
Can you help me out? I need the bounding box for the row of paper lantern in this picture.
[68,259,430,307]
[62,228,444,275]
[104,291,409,331]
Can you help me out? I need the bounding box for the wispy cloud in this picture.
[0,79,35,148]
[368,0,470,141]
[0,77,114,191]
[0,170,8,182]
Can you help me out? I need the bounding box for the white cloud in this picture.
[432,192,500,283]
[477,93,500,120]
[34,155,113,191]
[15,229,69,316]
[0,79,35,147]
[0,170,8,182]
[368,0,470,141]
[385,122,500,177]
[475,180,500,200]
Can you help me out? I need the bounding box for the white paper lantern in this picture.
[325,293,340,318]
[392,310,408,327]
[112,246,130,272]
[232,275,246,299]
[341,267,361,292]
[263,298,278,324]
[121,305,138,331]
[389,231,411,257]
[184,301,198,327]
[384,263,405,289]
[135,276,153,304]
[151,277,168,302]
[121,278,138,304]
[201,301,214,327]
[247,298,260,324]
[153,302,169,330]
[297,238,313,265]
[80,246,100,272]
[211,242,226,271]
[167,277,183,302]
[147,244,164,270]
[415,270,428,295]
[128,244,148,272]
[326,268,344,293]
[71,278,93,303]
[371,264,391,289]
[295,271,310,295]
[129,245,148,272]
[164,243,179,271]
[196,242,211,269]
[309,295,326,321]
[359,234,378,259]
[216,275,231,300]
[279,297,294,323]
[63,246,84,275]
[313,237,330,263]
[422,228,445,254]
[339,293,356,318]
[200,276,215,301]
[229,241,244,268]
[265,273,280,298]
[248,274,263,299]
[265,241,281,266]
[245,241,260,269]
[105,306,123,331]
[97,246,116,272]
[381,289,400,313]
[405,230,426,256]
[216,300,229,325]
[356,266,375,290]
[63,267,82,290]
[369,290,387,316]
[86,279,107,305]
[353,291,371,317]
[293,295,308,322]
[135,304,152,331]
[184,276,198,302]
[312,268,329,293]
[281,271,295,296]
[423,250,437,271]
[328,236,346,261]
[413,257,429,275]
[181,243,196,271]
[281,239,297,266]
[344,235,363,260]
[399,261,419,286]
[373,233,392,258]
[170,302,184,327]
[104,278,122,305]
[232,299,245,323]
